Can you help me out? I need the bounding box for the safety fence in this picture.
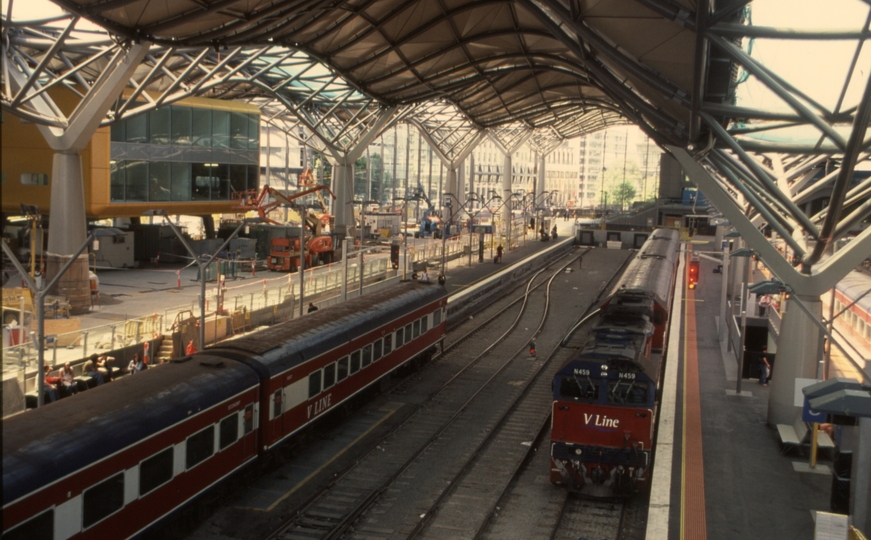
[0,235,482,378]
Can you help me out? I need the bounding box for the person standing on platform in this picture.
[438,273,446,286]
[551,226,558,240]
[758,346,771,386]
[496,244,503,263]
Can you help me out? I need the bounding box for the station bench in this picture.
[776,417,835,456]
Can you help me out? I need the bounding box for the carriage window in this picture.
[384,334,393,354]
[337,356,349,382]
[140,448,173,496]
[606,380,649,405]
[405,324,412,342]
[362,344,372,368]
[309,370,322,398]
[559,376,599,401]
[220,413,238,450]
[186,426,215,470]
[395,327,404,348]
[323,363,336,389]
[373,339,383,361]
[421,316,428,333]
[3,509,53,540]
[83,473,124,529]
[350,350,361,374]
[412,320,420,339]
[433,308,442,326]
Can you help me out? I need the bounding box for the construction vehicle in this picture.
[411,185,442,239]
[232,182,338,272]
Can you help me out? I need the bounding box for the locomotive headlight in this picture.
[574,448,582,455]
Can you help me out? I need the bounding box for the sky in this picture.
[3,0,868,136]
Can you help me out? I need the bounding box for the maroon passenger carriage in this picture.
[550,228,679,496]
[3,281,446,539]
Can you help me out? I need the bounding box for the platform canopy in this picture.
[28,0,734,143]
[3,0,870,290]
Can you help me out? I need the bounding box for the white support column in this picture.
[767,294,822,426]
[34,42,150,255]
[502,152,513,240]
[457,158,466,204]
[332,161,356,239]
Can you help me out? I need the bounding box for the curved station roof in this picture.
[28,0,734,143]
[2,0,871,293]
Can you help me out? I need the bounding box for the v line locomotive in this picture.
[3,281,446,540]
[550,228,680,496]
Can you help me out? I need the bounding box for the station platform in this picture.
[2,221,576,401]
[649,236,837,540]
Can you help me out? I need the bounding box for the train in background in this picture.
[550,228,680,496]
[3,281,446,540]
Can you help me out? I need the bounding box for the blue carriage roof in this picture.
[209,281,445,377]
[3,357,259,506]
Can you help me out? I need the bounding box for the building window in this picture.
[171,106,192,146]
[230,112,249,150]
[20,173,48,186]
[192,108,212,147]
[125,161,148,201]
[82,473,124,529]
[171,162,192,201]
[186,426,215,470]
[149,107,171,145]
[192,163,214,200]
[139,448,174,497]
[125,113,148,144]
[212,110,230,149]
[148,161,171,201]
[110,161,125,201]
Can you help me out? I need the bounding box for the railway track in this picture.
[176,246,638,540]
[258,249,632,539]
[263,253,586,540]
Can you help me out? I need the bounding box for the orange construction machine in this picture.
[232,182,337,272]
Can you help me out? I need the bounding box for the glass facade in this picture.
[109,104,259,203]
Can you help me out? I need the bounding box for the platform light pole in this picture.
[145,211,263,350]
[441,194,454,275]
[2,232,102,407]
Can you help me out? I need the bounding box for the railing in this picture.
[0,234,485,370]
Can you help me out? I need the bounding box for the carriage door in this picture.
[272,389,284,439]
[242,404,256,455]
